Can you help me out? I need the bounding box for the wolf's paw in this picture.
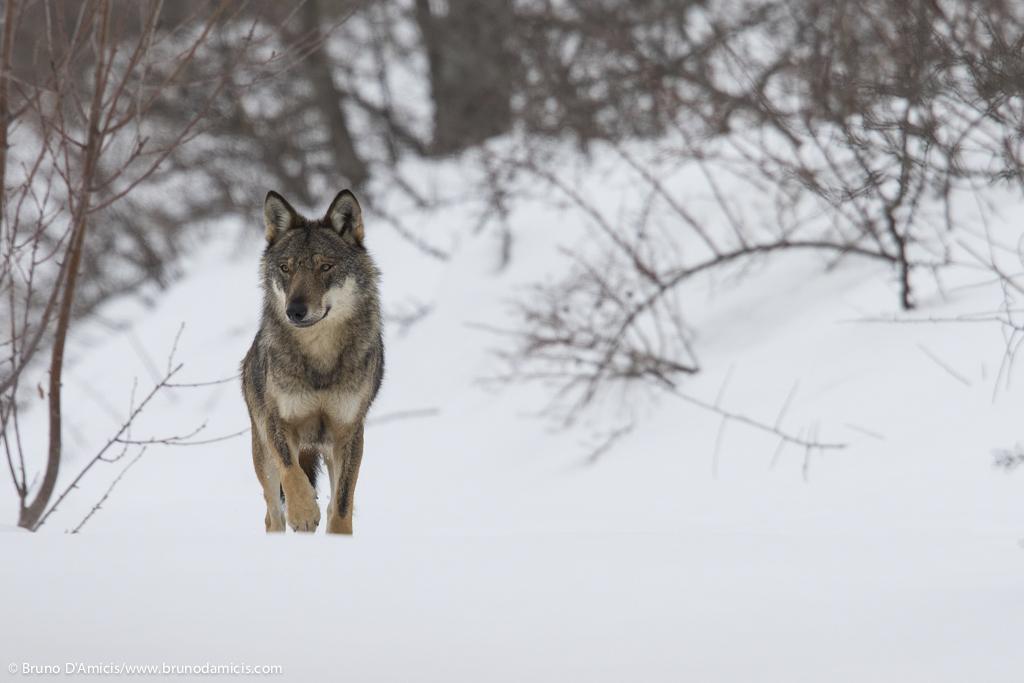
[287,497,321,532]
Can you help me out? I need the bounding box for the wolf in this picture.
[241,189,384,534]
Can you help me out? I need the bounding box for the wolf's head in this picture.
[261,190,371,329]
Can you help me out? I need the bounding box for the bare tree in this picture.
[482,0,1024,432]
[0,0,312,529]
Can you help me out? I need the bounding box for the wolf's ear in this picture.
[325,190,364,245]
[264,191,298,243]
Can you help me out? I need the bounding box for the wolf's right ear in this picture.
[264,191,298,243]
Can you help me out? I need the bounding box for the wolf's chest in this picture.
[274,384,366,427]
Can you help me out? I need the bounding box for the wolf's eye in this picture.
[320,263,333,272]
[279,264,290,274]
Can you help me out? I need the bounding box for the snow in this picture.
[2,146,1023,681]
[3,532,1021,681]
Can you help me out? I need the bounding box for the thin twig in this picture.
[69,447,146,534]
[581,422,634,466]
[916,343,972,387]
[367,407,440,426]
[665,385,846,451]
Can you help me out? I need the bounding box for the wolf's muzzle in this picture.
[286,301,308,323]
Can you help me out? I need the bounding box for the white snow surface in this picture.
[1,149,1023,681]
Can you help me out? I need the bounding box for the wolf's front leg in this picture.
[326,423,364,535]
[269,419,320,532]
[251,428,285,532]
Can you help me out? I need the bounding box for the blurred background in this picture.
[6,0,1024,318]
[3,0,1024,524]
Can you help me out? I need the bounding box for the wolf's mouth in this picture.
[290,306,331,328]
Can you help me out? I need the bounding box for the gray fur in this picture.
[242,189,384,534]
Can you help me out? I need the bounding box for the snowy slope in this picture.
[1,149,1023,681]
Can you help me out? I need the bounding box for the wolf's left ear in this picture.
[264,191,298,244]
[325,189,364,245]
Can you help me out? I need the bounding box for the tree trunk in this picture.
[415,0,514,155]
[18,0,109,530]
[0,0,17,218]
[300,0,369,190]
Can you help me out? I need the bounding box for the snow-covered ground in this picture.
[2,149,1023,681]
[3,532,1020,681]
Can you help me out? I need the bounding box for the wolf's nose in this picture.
[286,301,308,322]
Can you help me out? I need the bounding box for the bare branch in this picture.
[69,447,146,534]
